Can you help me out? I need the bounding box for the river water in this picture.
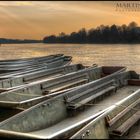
[0,43,139,73]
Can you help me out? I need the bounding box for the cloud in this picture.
[0,1,34,7]
[0,1,114,14]
[0,1,139,39]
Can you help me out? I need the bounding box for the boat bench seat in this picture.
[43,78,88,94]
[23,70,63,82]
[41,73,89,90]
[24,74,63,83]
[66,80,117,110]
[106,98,140,137]
[111,111,140,136]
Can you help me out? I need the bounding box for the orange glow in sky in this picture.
[0,1,140,39]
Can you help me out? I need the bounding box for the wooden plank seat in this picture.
[106,98,140,127]
[112,111,140,136]
[23,69,63,82]
[41,73,89,90]
[45,79,88,94]
[106,98,140,137]
[66,80,117,110]
[24,74,63,84]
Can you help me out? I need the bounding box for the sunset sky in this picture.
[0,1,140,40]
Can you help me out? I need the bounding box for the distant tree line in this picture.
[0,38,42,44]
[43,22,140,44]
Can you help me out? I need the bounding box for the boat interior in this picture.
[0,70,139,139]
[0,66,125,110]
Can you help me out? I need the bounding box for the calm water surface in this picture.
[0,43,139,73]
